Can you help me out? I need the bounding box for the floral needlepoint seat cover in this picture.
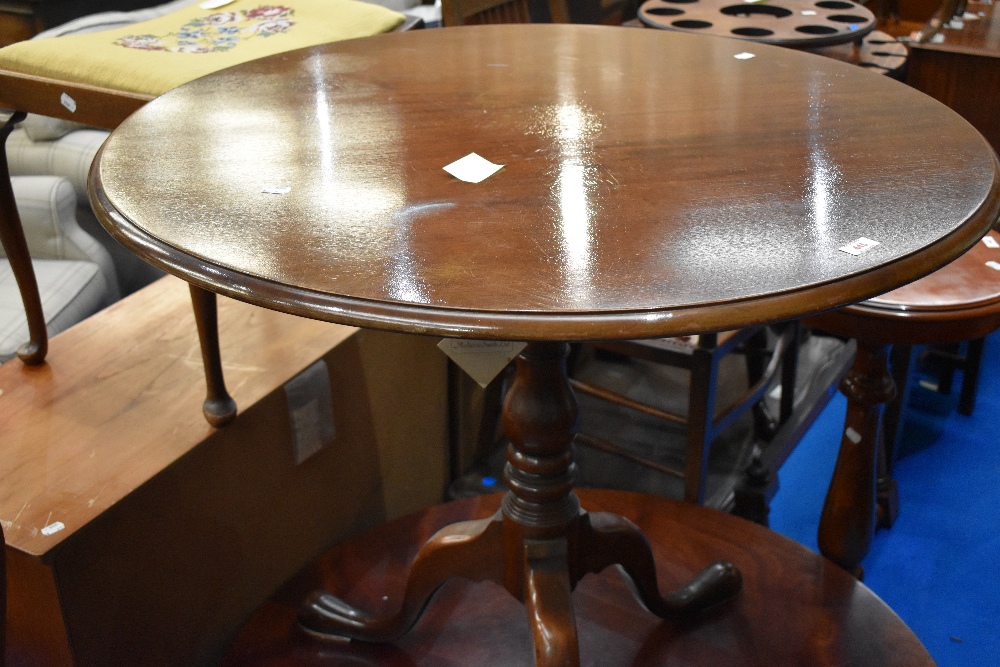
[0,0,405,96]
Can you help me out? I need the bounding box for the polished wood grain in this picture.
[0,276,356,557]
[806,229,1000,576]
[298,342,742,667]
[638,0,876,47]
[91,25,1000,342]
[224,489,934,667]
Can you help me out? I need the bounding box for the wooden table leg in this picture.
[0,109,46,365]
[300,342,741,665]
[189,284,237,427]
[818,338,894,579]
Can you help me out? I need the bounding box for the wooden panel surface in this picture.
[0,275,450,666]
[0,275,356,556]
[907,2,1000,155]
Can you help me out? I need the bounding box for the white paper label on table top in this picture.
[41,521,65,536]
[200,0,236,9]
[839,237,880,256]
[983,236,999,248]
[443,153,504,184]
[733,52,756,60]
[986,261,1000,271]
[60,93,76,113]
[438,339,526,388]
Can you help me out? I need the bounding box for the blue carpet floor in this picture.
[769,331,1000,666]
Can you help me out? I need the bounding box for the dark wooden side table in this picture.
[89,24,999,666]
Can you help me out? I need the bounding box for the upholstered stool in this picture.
[0,0,409,425]
[805,229,1000,577]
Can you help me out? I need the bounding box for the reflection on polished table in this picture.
[88,24,1000,666]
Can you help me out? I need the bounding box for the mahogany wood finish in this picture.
[89,25,999,664]
[301,342,742,663]
[189,284,237,426]
[806,229,1000,577]
[225,489,934,667]
[907,0,1000,155]
[638,0,876,48]
[90,27,1000,341]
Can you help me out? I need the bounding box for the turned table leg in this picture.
[0,109,46,365]
[300,342,741,665]
[189,284,237,427]
[818,338,895,579]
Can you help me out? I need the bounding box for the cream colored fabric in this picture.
[1,175,120,300]
[0,0,404,96]
[0,259,108,362]
[7,128,109,201]
[0,175,120,361]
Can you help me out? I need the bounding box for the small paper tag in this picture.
[60,93,77,113]
[443,153,504,184]
[438,339,526,388]
[200,0,236,8]
[844,427,862,444]
[656,336,699,355]
[986,261,1000,271]
[734,52,756,60]
[983,235,999,248]
[261,185,291,194]
[41,521,65,536]
[839,237,880,256]
[284,359,336,465]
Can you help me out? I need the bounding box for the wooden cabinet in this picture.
[0,277,450,666]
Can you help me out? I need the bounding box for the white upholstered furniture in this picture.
[1,175,119,361]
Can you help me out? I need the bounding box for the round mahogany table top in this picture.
[90,24,1000,341]
[222,489,935,666]
[638,0,876,48]
[806,229,1000,343]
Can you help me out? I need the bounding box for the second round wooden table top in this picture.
[90,24,1000,341]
